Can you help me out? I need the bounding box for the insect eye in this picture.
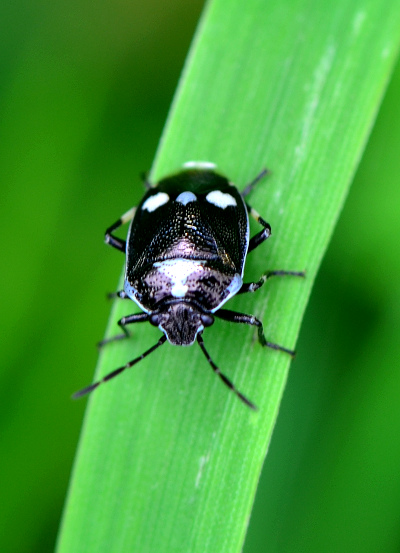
[201,314,214,327]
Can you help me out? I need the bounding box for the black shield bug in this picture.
[73,161,304,409]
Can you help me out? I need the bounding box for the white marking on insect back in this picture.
[154,259,204,298]
[206,190,237,209]
[123,279,151,313]
[183,161,217,170]
[142,192,169,212]
[176,191,197,205]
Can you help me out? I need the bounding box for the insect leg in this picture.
[106,290,130,300]
[215,309,296,357]
[245,203,272,253]
[241,168,269,197]
[239,270,305,294]
[242,169,273,253]
[105,206,136,253]
[98,312,150,348]
[73,335,167,399]
[197,334,257,410]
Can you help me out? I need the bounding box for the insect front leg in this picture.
[215,308,296,357]
[239,270,305,294]
[98,312,150,348]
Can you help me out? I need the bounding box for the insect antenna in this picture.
[72,335,167,399]
[197,334,257,410]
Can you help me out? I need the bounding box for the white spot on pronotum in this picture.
[206,190,237,209]
[183,160,216,170]
[142,192,169,212]
[153,258,204,298]
[176,191,197,205]
[195,453,210,488]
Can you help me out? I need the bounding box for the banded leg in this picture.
[98,312,150,348]
[239,270,305,295]
[73,335,167,399]
[215,308,296,357]
[247,207,271,253]
[105,206,136,253]
[197,334,257,410]
[241,168,271,252]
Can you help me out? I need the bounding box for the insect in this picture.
[73,161,304,409]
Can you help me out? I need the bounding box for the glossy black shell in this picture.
[124,169,249,314]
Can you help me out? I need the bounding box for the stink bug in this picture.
[74,162,304,409]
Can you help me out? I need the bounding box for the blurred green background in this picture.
[1,1,399,553]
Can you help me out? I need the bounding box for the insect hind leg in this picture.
[105,206,136,253]
[242,168,273,253]
[241,168,269,197]
[246,206,271,253]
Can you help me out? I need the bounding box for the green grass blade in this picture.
[57,1,400,552]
